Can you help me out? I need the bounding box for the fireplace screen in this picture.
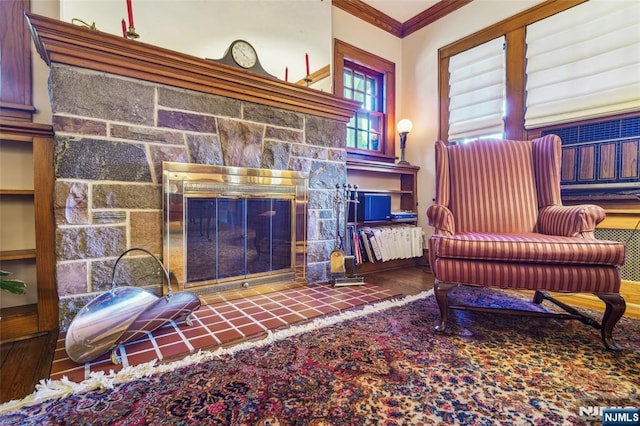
[163,163,308,294]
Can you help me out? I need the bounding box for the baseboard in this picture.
[0,304,39,342]
[544,280,640,319]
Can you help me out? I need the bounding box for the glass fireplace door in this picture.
[185,197,293,286]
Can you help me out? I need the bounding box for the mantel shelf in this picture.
[25,13,360,123]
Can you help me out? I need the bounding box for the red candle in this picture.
[126,0,134,28]
[285,67,288,82]
[305,53,310,76]
[121,19,127,38]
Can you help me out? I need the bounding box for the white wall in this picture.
[60,0,330,81]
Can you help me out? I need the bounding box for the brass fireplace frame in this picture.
[163,162,308,294]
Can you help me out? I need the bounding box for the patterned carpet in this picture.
[2,287,639,425]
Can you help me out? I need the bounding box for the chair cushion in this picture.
[431,232,626,266]
[431,258,622,293]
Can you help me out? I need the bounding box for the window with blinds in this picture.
[448,37,506,142]
[525,0,640,129]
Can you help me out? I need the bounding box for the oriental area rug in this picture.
[1,287,639,425]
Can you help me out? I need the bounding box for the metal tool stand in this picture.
[331,183,365,287]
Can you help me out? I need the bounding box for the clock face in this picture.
[231,41,257,69]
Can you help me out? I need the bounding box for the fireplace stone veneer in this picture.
[50,64,351,331]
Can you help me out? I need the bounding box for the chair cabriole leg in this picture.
[596,293,626,352]
[532,290,545,304]
[434,281,455,332]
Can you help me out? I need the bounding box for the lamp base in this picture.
[397,160,411,165]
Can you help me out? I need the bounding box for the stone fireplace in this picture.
[27,14,358,331]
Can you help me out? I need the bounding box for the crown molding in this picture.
[402,0,473,37]
[332,0,472,39]
[333,0,403,37]
[25,13,359,123]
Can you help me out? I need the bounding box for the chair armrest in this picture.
[427,204,455,235]
[538,204,606,237]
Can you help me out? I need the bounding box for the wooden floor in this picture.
[0,331,58,404]
[0,266,435,404]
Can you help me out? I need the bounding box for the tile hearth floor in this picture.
[51,283,401,383]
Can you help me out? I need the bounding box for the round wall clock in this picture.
[231,40,258,69]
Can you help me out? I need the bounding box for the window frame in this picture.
[334,39,396,162]
[438,0,590,142]
[343,60,385,151]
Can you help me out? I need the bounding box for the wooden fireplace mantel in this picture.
[26,13,359,122]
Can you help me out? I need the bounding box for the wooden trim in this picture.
[332,0,472,39]
[357,257,419,274]
[295,64,331,86]
[0,249,36,261]
[0,102,36,122]
[598,213,640,230]
[0,119,57,335]
[346,158,419,174]
[0,304,39,342]
[0,119,55,138]
[439,0,587,58]
[504,28,526,141]
[25,13,359,123]
[332,0,402,37]
[402,0,473,38]
[438,55,450,142]
[0,189,34,196]
[33,135,58,331]
[0,0,33,120]
[334,39,396,162]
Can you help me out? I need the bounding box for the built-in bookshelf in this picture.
[0,120,57,341]
[345,159,423,273]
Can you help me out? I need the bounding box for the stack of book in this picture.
[345,224,423,265]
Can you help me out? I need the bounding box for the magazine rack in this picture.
[65,248,201,364]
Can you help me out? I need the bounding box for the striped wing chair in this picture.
[426,135,627,351]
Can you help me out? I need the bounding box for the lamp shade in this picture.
[397,119,413,134]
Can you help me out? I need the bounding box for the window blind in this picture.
[525,0,640,129]
[448,37,505,142]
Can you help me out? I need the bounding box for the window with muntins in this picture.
[343,61,385,151]
[334,39,396,162]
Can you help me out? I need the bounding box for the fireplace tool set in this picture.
[330,183,365,286]
[65,248,201,365]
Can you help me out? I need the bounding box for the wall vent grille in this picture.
[595,228,640,282]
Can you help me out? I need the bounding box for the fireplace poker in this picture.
[330,184,346,274]
[332,184,364,286]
